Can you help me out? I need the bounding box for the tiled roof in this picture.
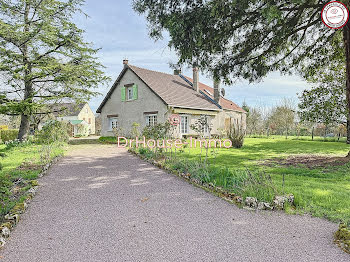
[128,65,219,111]
[184,76,246,113]
[51,103,85,117]
[96,64,245,113]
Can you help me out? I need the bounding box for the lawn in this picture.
[173,136,350,224]
[0,143,65,220]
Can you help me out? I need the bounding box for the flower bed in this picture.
[128,147,295,212]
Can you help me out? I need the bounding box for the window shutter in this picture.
[121,87,126,101]
[133,84,138,100]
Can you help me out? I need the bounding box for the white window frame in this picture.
[180,115,189,134]
[145,114,157,127]
[203,116,210,135]
[109,117,118,131]
[204,123,209,134]
[127,87,134,101]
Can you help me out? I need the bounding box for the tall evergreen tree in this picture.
[133,0,350,148]
[0,0,109,140]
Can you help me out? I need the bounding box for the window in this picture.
[88,118,91,124]
[127,87,133,100]
[122,84,138,101]
[109,117,118,130]
[180,116,189,134]
[146,114,157,126]
[204,123,209,134]
[203,116,210,134]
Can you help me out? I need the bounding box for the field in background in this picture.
[173,136,350,223]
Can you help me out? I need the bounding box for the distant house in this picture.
[42,103,96,136]
[97,60,246,138]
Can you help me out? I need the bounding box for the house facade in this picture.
[97,60,246,138]
[47,103,96,136]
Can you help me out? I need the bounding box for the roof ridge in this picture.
[128,64,178,78]
[128,64,208,86]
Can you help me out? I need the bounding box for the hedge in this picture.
[0,129,19,142]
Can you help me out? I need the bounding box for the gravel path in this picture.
[1,145,348,262]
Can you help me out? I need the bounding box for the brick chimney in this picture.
[214,78,220,104]
[123,59,129,68]
[193,66,199,92]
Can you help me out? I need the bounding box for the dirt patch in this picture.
[16,161,41,171]
[263,155,350,169]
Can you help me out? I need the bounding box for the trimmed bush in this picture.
[0,129,19,142]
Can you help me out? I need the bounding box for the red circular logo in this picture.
[169,114,180,126]
[322,1,349,29]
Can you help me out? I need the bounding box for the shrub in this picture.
[138,147,156,159]
[131,122,141,138]
[227,124,245,148]
[142,121,173,140]
[0,129,19,142]
[335,223,350,253]
[0,162,3,171]
[35,121,69,144]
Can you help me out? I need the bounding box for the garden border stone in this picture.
[0,156,61,248]
[130,148,350,255]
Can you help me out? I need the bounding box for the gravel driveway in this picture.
[1,145,348,262]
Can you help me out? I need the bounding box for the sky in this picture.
[74,0,312,112]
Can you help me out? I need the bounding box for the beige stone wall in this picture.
[77,104,96,134]
[170,110,246,138]
[99,68,246,138]
[100,69,168,137]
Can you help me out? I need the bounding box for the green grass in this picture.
[173,136,350,224]
[0,143,65,220]
[98,136,117,144]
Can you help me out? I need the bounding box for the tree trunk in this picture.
[17,2,32,141]
[344,21,350,146]
[18,114,30,140]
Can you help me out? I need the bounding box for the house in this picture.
[48,103,96,136]
[97,60,246,138]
